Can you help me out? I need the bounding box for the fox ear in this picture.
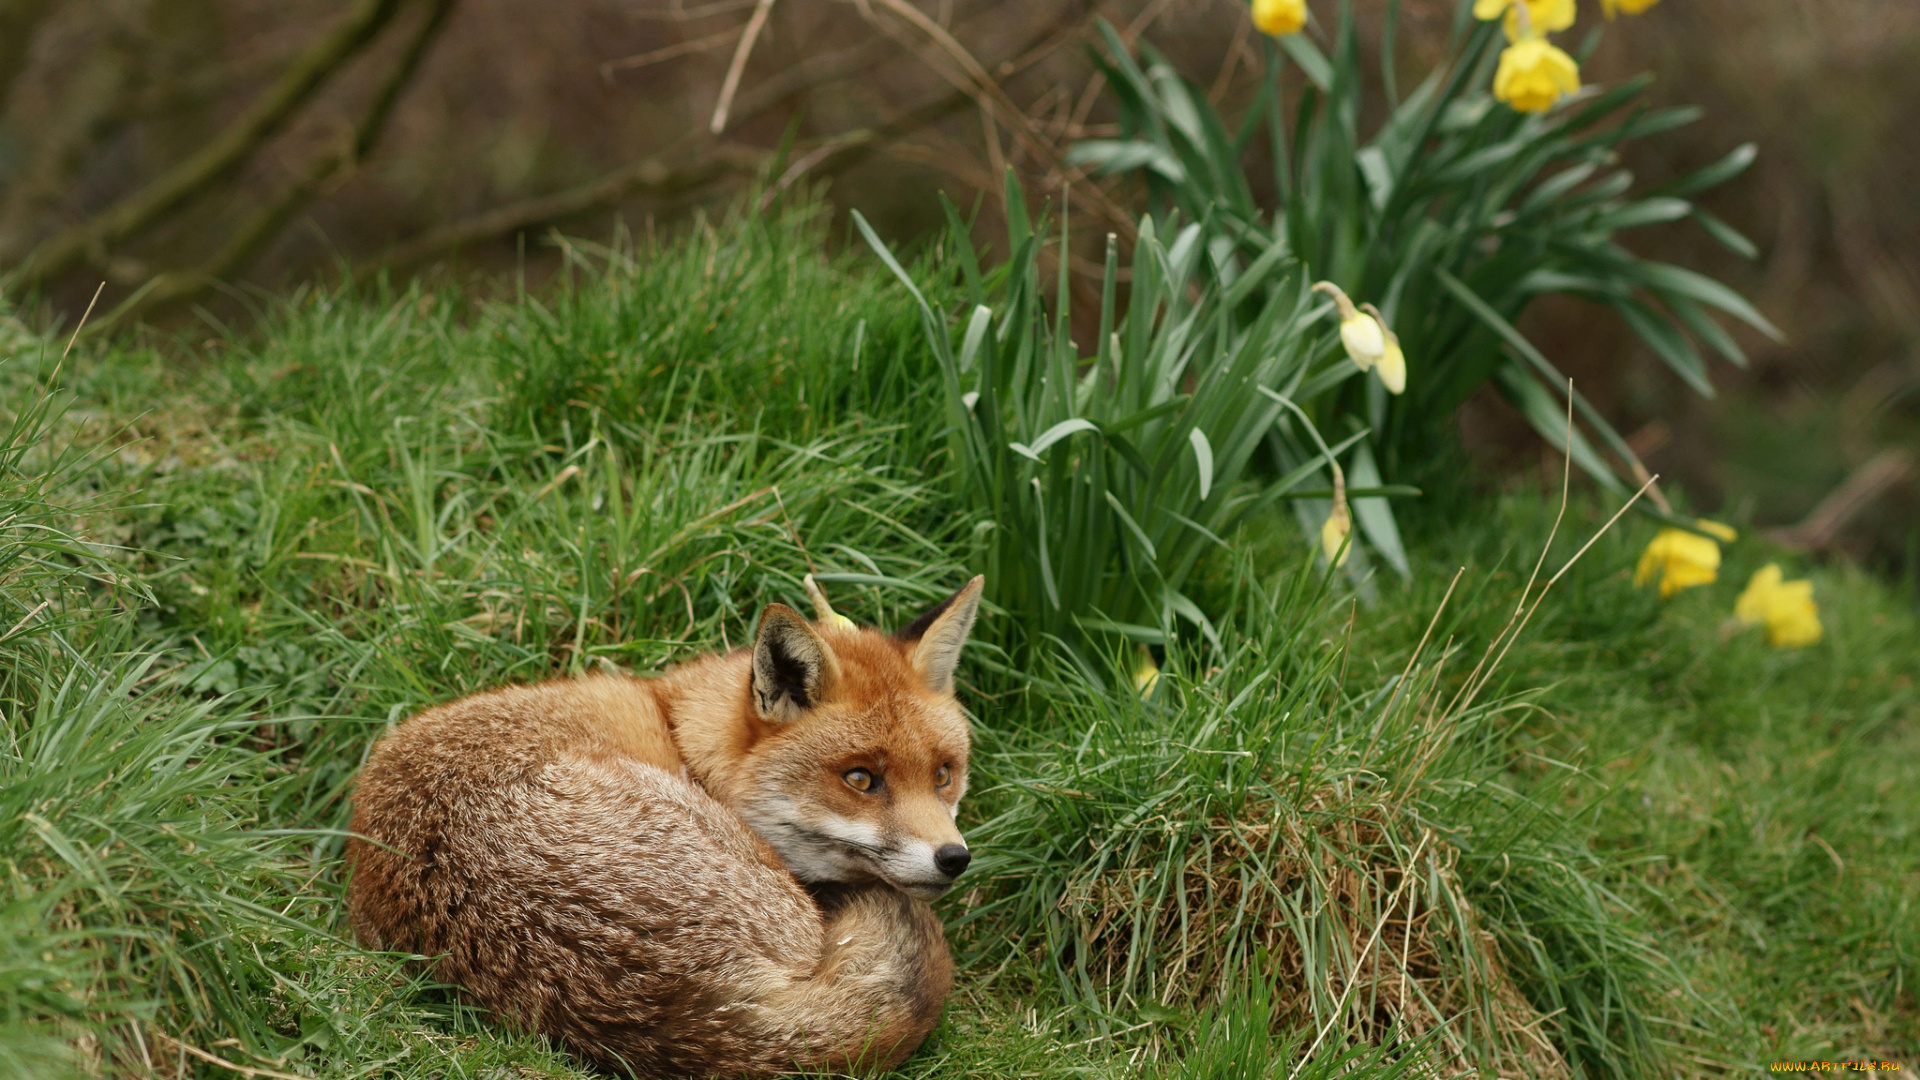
[895,576,984,695]
[752,604,837,723]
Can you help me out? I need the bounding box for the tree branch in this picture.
[357,0,1072,280]
[357,146,765,281]
[7,0,404,290]
[98,0,460,326]
[0,0,55,118]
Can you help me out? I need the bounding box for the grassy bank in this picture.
[1,205,1913,1077]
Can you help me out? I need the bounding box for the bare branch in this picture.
[0,0,155,261]
[356,147,763,281]
[8,0,405,290]
[98,0,461,326]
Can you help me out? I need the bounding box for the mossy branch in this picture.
[99,0,458,327]
[7,0,403,291]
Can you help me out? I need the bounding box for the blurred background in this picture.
[2,0,1915,579]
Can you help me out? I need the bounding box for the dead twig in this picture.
[146,1031,316,1080]
[1765,448,1914,552]
[709,0,777,134]
[600,27,739,82]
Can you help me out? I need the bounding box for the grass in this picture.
[0,201,1913,1076]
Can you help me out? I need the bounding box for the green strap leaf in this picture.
[1348,441,1410,579]
[1189,428,1215,501]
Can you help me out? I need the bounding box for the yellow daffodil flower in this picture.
[1132,646,1161,694]
[1311,282,1383,372]
[1361,303,1407,395]
[1602,0,1660,17]
[1633,519,1736,599]
[1320,463,1352,568]
[1251,0,1308,37]
[1735,564,1823,648]
[1473,0,1575,42]
[1493,38,1581,114]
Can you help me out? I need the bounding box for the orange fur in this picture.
[348,578,984,1077]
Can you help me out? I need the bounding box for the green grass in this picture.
[0,202,1913,1077]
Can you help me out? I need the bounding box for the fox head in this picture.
[729,576,984,900]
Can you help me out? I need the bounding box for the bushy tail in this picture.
[759,884,955,1073]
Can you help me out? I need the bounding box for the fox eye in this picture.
[843,769,874,793]
[934,765,952,788]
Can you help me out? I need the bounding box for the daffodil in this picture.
[1132,645,1161,694]
[1360,303,1406,395]
[1311,282,1383,372]
[1251,0,1307,37]
[1493,37,1581,114]
[1735,564,1823,648]
[803,573,859,632]
[1320,463,1352,568]
[1472,0,1575,42]
[1601,0,1660,17]
[1633,519,1736,599]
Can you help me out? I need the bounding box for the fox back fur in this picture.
[347,577,985,1077]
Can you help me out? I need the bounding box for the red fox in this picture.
[347,576,984,1077]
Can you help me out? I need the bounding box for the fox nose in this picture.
[933,843,971,879]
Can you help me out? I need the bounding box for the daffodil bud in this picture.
[1131,645,1161,695]
[803,574,859,633]
[1251,0,1307,36]
[1312,282,1384,372]
[1360,303,1407,395]
[1320,463,1352,568]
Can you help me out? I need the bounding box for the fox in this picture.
[346,575,985,1078]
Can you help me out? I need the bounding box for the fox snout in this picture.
[934,843,971,878]
[883,836,973,899]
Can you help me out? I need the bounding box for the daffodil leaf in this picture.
[1652,141,1757,200]
[1592,198,1694,233]
[958,305,993,373]
[1495,362,1626,497]
[1348,441,1410,580]
[1188,428,1214,501]
[1613,296,1713,398]
[1634,261,1783,341]
[1661,292,1748,369]
[1163,587,1221,651]
[1279,34,1332,92]
[1104,491,1156,561]
[1027,419,1101,457]
[1357,146,1395,212]
[1066,140,1188,184]
[1691,208,1760,260]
